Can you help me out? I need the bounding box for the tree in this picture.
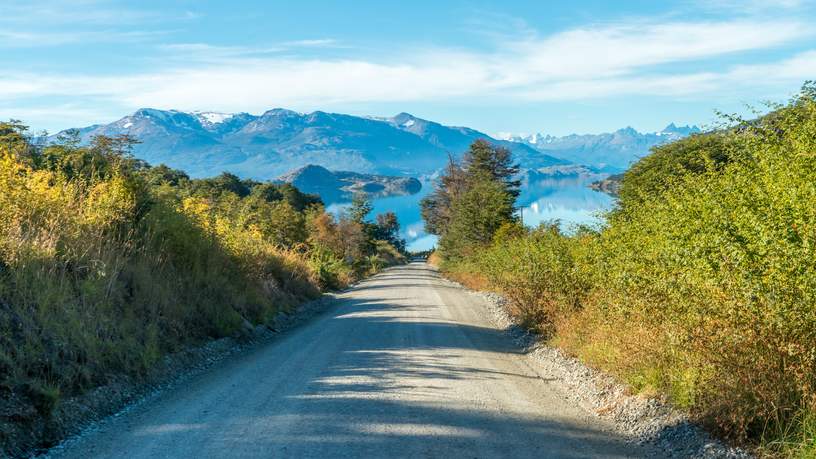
[348,193,373,224]
[278,182,322,211]
[375,212,399,240]
[420,140,520,260]
[462,139,520,198]
[440,179,515,260]
[420,155,466,235]
[250,182,284,203]
[140,164,190,188]
[375,211,405,252]
[266,201,307,248]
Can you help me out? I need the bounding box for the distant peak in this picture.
[284,164,334,176]
[134,108,173,117]
[299,164,331,172]
[660,123,701,135]
[278,164,339,183]
[192,111,235,125]
[493,132,518,141]
[261,108,301,117]
[616,126,639,135]
[391,112,426,129]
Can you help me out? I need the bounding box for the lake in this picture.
[326,177,615,252]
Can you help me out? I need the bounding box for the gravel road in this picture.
[46,262,660,458]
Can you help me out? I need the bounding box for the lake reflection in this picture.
[325,179,436,252]
[517,177,614,232]
[326,177,614,252]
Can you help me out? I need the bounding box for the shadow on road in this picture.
[73,263,652,458]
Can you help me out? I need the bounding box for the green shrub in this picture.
[469,223,587,335]
[0,122,404,450]
[436,84,816,451]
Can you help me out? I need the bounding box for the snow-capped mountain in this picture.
[497,124,701,171]
[55,109,566,179]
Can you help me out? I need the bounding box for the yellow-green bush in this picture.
[0,124,406,451]
[442,86,816,454]
[467,224,588,335]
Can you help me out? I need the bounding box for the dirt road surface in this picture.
[47,262,659,458]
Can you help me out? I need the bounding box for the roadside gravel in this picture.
[24,263,752,458]
[441,276,753,459]
[11,293,339,459]
[42,263,655,459]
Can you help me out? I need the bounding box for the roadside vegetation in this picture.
[422,84,816,457]
[0,123,405,451]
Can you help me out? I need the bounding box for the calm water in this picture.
[326,177,615,252]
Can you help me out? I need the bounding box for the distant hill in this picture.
[54,109,566,179]
[589,174,624,196]
[520,164,606,182]
[497,123,700,171]
[277,164,421,203]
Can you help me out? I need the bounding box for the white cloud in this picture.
[0,18,813,120]
[696,0,806,13]
[0,29,170,47]
[0,0,164,26]
[154,39,342,61]
[0,0,188,47]
[508,20,809,81]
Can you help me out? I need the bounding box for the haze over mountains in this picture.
[497,123,700,171]
[59,108,565,179]
[57,108,700,184]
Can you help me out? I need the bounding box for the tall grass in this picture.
[0,125,405,449]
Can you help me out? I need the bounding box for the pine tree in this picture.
[462,139,520,198]
[421,140,520,260]
[420,155,466,235]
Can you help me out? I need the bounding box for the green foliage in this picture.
[307,246,351,290]
[617,132,735,205]
[420,156,465,235]
[24,382,61,417]
[440,179,516,260]
[462,139,520,198]
[470,223,588,335]
[192,172,251,198]
[422,141,519,260]
[349,193,373,224]
[439,83,816,452]
[0,122,405,444]
[375,212,406,252]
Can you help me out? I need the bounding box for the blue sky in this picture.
[2,0,815,136]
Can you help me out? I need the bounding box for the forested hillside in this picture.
[0,124,405,452]
[424,84,816,457]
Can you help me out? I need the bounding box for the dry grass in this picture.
[0,126,407,454]
[426,251,442,267]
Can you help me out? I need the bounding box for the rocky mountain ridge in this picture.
[56,109,565,179]
[497,123,701,171]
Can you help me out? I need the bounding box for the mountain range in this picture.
[497,123,700,171]
[58,109,564,179]
[55,109,700,181]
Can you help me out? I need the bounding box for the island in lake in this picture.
[277,164,422,202]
